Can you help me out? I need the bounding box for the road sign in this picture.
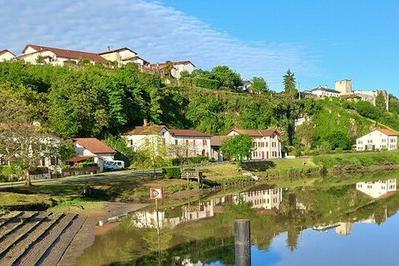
[150,187,163,200]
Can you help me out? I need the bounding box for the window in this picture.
[203,139,207,145]
[175,139,178,145]
[265,142,268,147]
[272,142,276,147]
[367,139,373,144]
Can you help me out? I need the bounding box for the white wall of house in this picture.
[310,89,340,97]
[234,188,283,210]
[356,179,396,198]
[164,131,212,158]
[227,131,282,160]
[74,143,114,171]
[172,62,195,79]
[356,130,397,151]
[124,134,166,152]
[100,49,138,66]
[0,51,16,61]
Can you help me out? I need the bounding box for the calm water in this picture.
[77,177,399,266]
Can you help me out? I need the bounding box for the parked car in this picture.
[104,160,125,171]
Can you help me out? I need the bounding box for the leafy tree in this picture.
[283,70,298,98]
[389,95,399,114]
[251,77,269,94]
[221,135,253,165]
[295,121,316,150]
[104,135,134,166]
[211,66,242,90]
[323,131,352,150]
[375,91,387,111]
[355,101,382,120]
[133,136,170,170]
[0,85,55,185]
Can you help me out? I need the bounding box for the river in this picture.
[76,177,399,266]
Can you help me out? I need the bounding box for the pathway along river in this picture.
[77,176,399,266]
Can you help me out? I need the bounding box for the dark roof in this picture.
[0,49,15,56]
[150,60,196,67]
[66,156,94,163]
[73,138,115,154]
[22,44,107,63]
[126,125,167,135]
[98,47,137,55]
[211,136,229,146]
[169,129,211,137]
[229,128,280,138]
[311,87,340,93]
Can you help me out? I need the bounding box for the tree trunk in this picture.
[25,170,32,186]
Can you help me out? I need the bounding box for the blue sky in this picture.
[1,0,398,94]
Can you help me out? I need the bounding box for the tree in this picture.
[295,121,316,150]
[133,136,170,170]
[283,70,298,98]
[0,85,54,185]
[375,91,387,111]
[251,77,269,94]
[323,131,352,151]
[211,66,242,90]
[220,135,253,165]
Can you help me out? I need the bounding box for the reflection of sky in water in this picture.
[250,213,399,266]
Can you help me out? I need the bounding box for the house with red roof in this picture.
[124,121,211,158]
[99,47,150,68]
[68,138,116,171]
[356,128,398,151]
[227,128,282,160]
[19,44,108,65]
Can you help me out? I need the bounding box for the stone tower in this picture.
[335,79,353,95]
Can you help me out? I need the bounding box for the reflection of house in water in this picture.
[335,222,352,235]
[356,179,396,198]
[234,187,283,210]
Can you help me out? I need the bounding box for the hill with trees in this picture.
[1,61,399,155]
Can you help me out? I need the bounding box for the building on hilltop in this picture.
[356,128,398,151]
[0,49,16,61]
[335,79,353,94]
[99,47,150,68]
[148,60,196,79]
[309,86,340,98]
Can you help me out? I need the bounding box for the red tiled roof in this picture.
[0,49,15,56]
[230,128,280,138]
[211,136,229,146]
[22,44,107,63]
[73,138,115,154]
[126,125,167,135]
[169,129,211,137]
[377,128,399,136]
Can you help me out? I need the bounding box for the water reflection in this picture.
[356,179,396,198]
[132,186,284,229]
[77,177,399,266]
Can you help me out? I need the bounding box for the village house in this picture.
[124,123,212,158]
[68,138,115,172]
[227,128,282,160]
[356,128,398,151]
[98,47,150,68]
[309,86,340,98]
[0,49,16,61]
[210,135,229,161]
[356,179,397,199]
[149,60,196,79]
[18,44,108,65]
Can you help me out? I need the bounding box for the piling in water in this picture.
[235,219,251,266]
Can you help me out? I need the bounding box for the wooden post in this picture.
[235,219,251,266]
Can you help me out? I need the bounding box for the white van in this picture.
[104,160,125,171]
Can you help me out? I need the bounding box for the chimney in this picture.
[107,46,111,51]
[143,119,148,127]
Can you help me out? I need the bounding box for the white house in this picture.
[310,86,340,98]
[0,49,16,61]
[69,138,115,172]
[356,179,396,199]
[234,187,283,210]
[99,47,150,68]
[124,123,212,158]
[18,44,108,66]
[356,128,398,151]
[227,128,282,160]
[149,60,196,79]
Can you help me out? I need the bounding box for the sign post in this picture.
[150,187,163,266]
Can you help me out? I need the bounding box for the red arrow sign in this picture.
[150,188,163,200]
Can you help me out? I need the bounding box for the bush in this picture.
[163,167,181,179]
[171,156,209,166]
[193,77,220,89]
[241,161,275,171]
[77,161,98,168]
[166,182,199,194]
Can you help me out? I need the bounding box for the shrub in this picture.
[171,156,208,166]
[163,167,181,179]
[241,161,275,171]
[193,77,220,89]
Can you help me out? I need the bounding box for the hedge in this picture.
[163,167,181,179]
[193,77,220,89]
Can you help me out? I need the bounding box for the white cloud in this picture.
[0,0,318,89]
